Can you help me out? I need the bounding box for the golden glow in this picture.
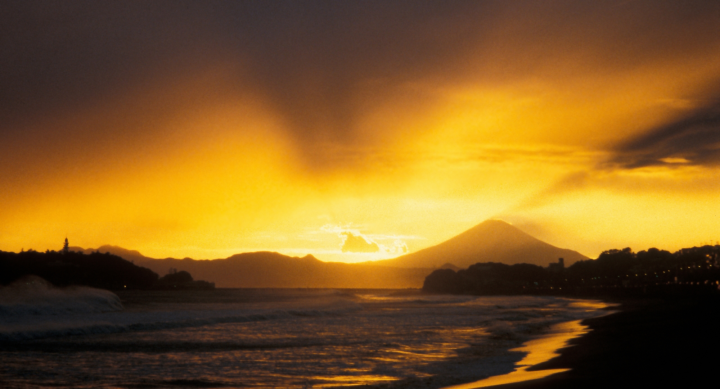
[3,3,720,261]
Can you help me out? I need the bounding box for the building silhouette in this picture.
[548,257,565,272]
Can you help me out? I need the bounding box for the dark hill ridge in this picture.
[0,250,215,290]
[134,252,429,288]
[72,248,430,288]
[71,220,588,288]
[375,220,588,269]
[70,245,154,264]
[423,245,720,297]
[0,250,158,289]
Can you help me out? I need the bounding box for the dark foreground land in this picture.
[488,296,720,389]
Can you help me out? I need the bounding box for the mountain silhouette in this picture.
[376,219,588,268]
[71,247,430,288]
[136,252,431,288]
[70,245,151,264]
[74,220,586,287]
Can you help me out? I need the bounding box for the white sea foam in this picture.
[0,276,123,316]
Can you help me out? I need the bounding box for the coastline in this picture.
[474,296,720,388]
[441,319,586,389]
[353,297,614,389]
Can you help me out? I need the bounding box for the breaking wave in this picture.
[0,276,123,316]
[0,289,363,342]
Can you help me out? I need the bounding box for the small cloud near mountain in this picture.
[341,232,380,253]
[322,224,408,255]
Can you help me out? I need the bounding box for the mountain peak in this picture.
[462,219,532,238]
[478,219,513,227]
[379,219,587,269]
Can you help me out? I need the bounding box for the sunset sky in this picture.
[2,0,720,262]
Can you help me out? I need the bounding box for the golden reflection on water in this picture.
[567,300,618,310]
[442,319,589,389]
[310,374,401,387]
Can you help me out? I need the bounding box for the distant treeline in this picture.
[423,246,720,297]
[0,250,213,290]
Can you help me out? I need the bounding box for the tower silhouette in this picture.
[63,237,69,254]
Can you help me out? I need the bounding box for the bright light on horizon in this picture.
[2,2,720,263]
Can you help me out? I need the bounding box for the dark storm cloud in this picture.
[2,0,720,154]
[221,0,720,150]
[0,0,493,134]
[0,1,235,132]
[506,93,720,214]
[225,0,499,145]
[610,96,720,168]
[510,94,720,212]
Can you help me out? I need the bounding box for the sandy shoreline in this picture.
[471,296,720,388]
[352,298,615,389]
[442,319,586,389]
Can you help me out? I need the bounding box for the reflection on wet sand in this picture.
[442,319,588,389]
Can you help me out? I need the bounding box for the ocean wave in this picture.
[0,291,614,389]
[0,295,363,342]
[1,336,373,353]
[0,276,123,316]
[357,293,476,305]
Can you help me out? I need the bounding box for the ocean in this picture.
[0,280,610,388]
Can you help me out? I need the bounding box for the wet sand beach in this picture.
[480,296,720,389]
[443,319,588,389]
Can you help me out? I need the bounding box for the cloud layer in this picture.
[2,1,720,258]
[610,97,720,168]
[4,1,720,166]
